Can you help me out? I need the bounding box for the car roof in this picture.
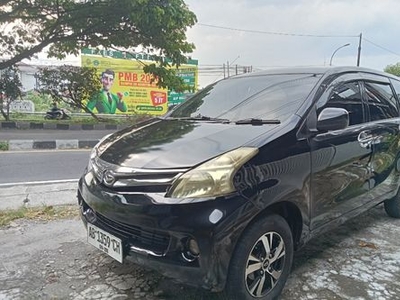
[233,66,398,80]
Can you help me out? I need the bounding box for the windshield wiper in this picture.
[235,118,281,125]
[167,115,230,123]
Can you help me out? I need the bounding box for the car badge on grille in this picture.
[103,170,116,186]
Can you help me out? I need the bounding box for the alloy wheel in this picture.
[245,231,286,297]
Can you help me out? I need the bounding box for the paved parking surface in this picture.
[0,204,399,300]
[283,205,400,300]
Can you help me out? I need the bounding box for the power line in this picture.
[197,23,400,60]
[197,23,358,38]
[362,38,400,57]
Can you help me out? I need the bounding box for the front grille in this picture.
[92,157,189,193]
[112,185,170,193]
[94,210,171,254]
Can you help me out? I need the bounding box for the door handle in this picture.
[358,131,374,148]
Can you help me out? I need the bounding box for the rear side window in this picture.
[390,78,400,101]
[364,82,399,121]
[318,81,364,126]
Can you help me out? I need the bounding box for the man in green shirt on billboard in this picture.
[87,69,127,114]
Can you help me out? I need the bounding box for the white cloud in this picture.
[185,0,400,87]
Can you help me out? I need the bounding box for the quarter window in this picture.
[390,78,400,100]
[364,82,399,121]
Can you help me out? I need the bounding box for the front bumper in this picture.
[77,171,254,291]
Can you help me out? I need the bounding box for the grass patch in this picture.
[0,141,9,151]
[0,205,79,227]
[3,112,152,125]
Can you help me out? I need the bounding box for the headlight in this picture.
[167,147,258,199]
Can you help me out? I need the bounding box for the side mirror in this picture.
[317,107,349,132]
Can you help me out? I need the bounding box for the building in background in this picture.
[15,62,38,92]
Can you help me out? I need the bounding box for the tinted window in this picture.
[170,74,321,122]
[390,78,400,100]
[318,81,364,126]
[364,82,399,121]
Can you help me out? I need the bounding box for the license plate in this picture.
[87,223,123,263]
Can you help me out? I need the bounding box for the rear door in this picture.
[361,75,400,202]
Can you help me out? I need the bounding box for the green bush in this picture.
[0,141,9,151]
[1,112,152,125]
[24,90,53,112]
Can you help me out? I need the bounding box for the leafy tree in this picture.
[384,63,400,77]
[0,66,22,120]
[0,0,197,91]
[36,65,102,120]
[25,90,53,112]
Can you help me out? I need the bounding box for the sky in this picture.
[32,0,400,89]
[184,0,400,87]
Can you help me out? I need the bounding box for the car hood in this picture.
[98,118,278,169]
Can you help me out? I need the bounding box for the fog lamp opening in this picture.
[83,207,97,224]
[181,238,200,262]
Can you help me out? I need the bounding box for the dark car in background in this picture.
[78,66,400,299]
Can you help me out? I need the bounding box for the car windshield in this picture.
[169,73,321,122]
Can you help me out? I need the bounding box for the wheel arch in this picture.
[224,201,300,299]
[249,201,304,250]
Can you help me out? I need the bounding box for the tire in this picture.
[225,214,293,300]
[384,189,400,218]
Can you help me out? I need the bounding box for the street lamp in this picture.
[329,43,350,66]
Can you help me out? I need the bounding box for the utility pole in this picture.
[357,33,362,67]
[226,56,239,78]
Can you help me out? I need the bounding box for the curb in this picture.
[0,121,128,131]
[7,139,99,151]
[0,181,78,210]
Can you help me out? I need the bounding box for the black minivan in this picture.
[78,66,400,299]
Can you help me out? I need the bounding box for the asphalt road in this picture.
[0,150,90,184]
